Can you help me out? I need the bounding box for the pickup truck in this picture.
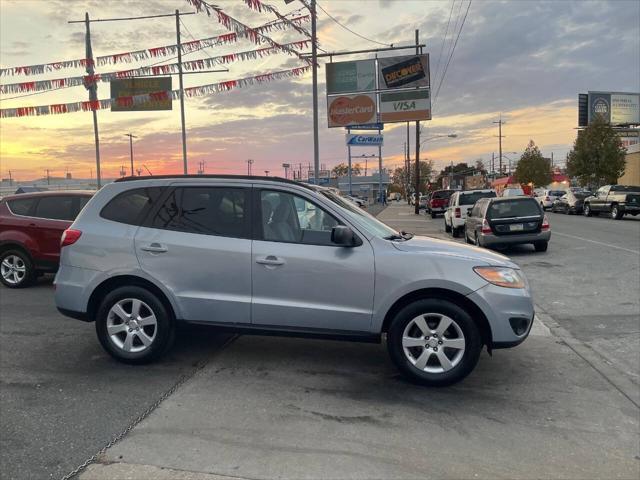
[583,185,640,219]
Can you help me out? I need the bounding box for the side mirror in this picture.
[331,225,358,247]
[467,208,473,216]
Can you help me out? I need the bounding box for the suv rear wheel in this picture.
[387,298,482,386]
[95,286,175,364]
[0,250,35,288]
[611,205,623,220]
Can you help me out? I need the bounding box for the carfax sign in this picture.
[378,54,430,90]
[346,133,384,146]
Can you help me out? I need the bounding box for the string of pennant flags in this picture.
[0,14,310,76]
[240,0,311,39]
[0,40,310,95]
[186,0,312,65]
[0,66,309,118]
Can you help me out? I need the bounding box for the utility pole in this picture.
[247,159,254,176]
[84,12,101,189]
[414,29,421,215]
[124,133,137,176]
[494,115,505,175]
[491,152,495,175]
[45,169,50,185]
[311,0,319,184]
[8,171,12,186]
[551,152,554,170]
[176,10,188,174]
[378,127,383,203]
[406,122,411,203]
[347,127,353,195]
[264,170,270,177]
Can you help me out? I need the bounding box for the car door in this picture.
[135,184,252,324]
[465,199,484,239]
[592,186,609,211]
[252,187,375,332]
[31,195,78,263]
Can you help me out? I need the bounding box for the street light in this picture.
[124,133,138,176]
[414,133,458,214]
[420,133,457,147]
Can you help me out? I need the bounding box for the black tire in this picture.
[584,203,592,217]
[431,212,437,219]
[452,226,460,238]
[387,298,483,386]
[611,205,623,220]
[551,204,556,213]
[95,286,175,364]
[464,228,471,244]
[444,218,451,233]
[0,249,36,288]
[534,241,548,252]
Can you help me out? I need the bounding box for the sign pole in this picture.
[176,10,188,174]
[414,29,421,215]
[85,12,101,189]
[347,128,352,196]
[378,127,383,203]
[311,0,320,184]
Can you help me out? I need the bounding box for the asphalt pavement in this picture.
[0,282,232,480]
[1,203,638,480]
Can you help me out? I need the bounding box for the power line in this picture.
[432,0,456,88]
[316,2,391,48]
[433,0,472,108]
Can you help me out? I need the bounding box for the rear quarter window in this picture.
[459,191,496,205]
[100,187,163,225]
[7,197,37,216]
[488,199,541,219]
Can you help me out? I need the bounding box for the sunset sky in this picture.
[1,0,639,181]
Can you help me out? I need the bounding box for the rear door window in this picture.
[487,199,541,219]
[101,187,163,225]
[459,191,496,205]
[152,187,249,238]
[7,197,37,216]
[34,196,76,221]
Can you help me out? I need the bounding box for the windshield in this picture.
[549,190,566,196]
[573,193,588,199]
[487,199,541,219]
[320,190,398,238]
[459,191,496,205]
[611,185,640,192]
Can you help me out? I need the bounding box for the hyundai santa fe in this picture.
[55,176,534,386]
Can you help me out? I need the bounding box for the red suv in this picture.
[0,191,93,288]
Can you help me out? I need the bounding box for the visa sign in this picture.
[346,134,384,146]
[380,89,431,123]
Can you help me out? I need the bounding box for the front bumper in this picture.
[480,230,551,247]
[467,281,535,347]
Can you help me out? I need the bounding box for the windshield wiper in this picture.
[384,231,414,241]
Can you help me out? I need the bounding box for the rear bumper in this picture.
[430,206,446,213]
[621,204,640,214]
[57,307,90,322]
[451,217,466,228]
[480,230,551,246]
[54,264,99,319]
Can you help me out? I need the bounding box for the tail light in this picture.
[481,219,492,235]
[61,229,82,247]
[541,215,550,231]
[454,207,461,218]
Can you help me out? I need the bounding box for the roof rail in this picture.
[114,174,314,190]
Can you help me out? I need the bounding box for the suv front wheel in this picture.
[0,249,35,288]
[387,298,482,386]
[95,286,175,364]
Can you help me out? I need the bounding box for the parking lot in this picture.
[1,204,639,480]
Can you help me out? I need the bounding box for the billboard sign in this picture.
[326,60,376,94]
[611,94,640,125]
[327,93,377,128]
[378,54,430,90]
[346,133,384,146]
[379,89,431,123]
[586,91,640,125]
[110,77,172,111]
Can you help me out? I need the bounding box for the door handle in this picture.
[256,255,285,266]
[140,243,168,253]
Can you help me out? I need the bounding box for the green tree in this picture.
[514,140,552,187]
[331,162,361,177]
[566,118,626,188]
[390,160,434,196]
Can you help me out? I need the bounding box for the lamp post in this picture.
[124,133,137,176]
[416,133,457,208]
[247,159,254,176]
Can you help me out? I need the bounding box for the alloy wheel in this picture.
[106,298,158,353]
[1,255,26,285]
[401,313,466,374]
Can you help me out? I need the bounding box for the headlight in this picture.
[473,266,526,289]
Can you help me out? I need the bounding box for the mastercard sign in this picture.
[327,93,377,128]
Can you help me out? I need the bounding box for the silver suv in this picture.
[55,176,534,386]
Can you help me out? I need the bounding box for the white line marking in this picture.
[530,315,551,337]
[552,231,639,255]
